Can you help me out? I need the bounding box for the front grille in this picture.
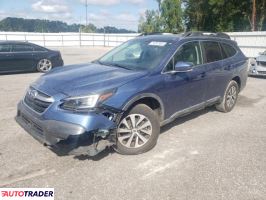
[258,61,266,67]
[24,88,53,113]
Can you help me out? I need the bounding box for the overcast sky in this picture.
[0,0,158,31]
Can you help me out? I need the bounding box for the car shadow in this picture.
[73,106,217,161]
[73,147,115,161]
[248,75,266,80]
[0,71,39,76]
[160,106,216,134]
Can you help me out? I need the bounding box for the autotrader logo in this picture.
[0,188,54,199]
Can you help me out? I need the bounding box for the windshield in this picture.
[98,39,173,71]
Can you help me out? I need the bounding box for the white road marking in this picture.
[0,168,56,187]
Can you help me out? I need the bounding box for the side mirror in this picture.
[174,61,194,72]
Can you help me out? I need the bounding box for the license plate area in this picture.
[20,113,44,136]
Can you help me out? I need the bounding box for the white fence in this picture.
[0,31,266,57]
[228,32,266,57]
[0,32,139,48]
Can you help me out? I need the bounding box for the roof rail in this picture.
[183,31,231,39]
[139,32,174,36]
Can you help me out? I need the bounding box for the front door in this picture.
[10,44,34,72]
[162,41,207,119]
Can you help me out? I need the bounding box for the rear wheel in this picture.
[37,59,52,73]
[216,80,239,112]
[116,104,160,155]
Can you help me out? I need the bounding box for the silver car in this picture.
[249,51,266,76]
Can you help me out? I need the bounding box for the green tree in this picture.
[256,0,266,31]
[81,23,97,33]
[138,10,162,33]
[161,0,183,32]
[138,0,183,33]
[184,0,265,32]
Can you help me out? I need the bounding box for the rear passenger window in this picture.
[12,44,33,52]
[202,41,222,63]
[221,43,236,58]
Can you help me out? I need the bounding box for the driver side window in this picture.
[165,41,202,72]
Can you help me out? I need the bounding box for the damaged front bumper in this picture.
[16,101,121,156]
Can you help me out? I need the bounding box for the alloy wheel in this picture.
[226,85,237,109]
[38,59,52,72]
[118,114,152,148]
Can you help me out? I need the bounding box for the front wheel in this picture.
[216,80,239,113]
[116,104,160,155]
[37,59,53,73]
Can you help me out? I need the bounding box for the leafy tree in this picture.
[161,0,183,32]
[139,0,266,33]
[138,0,183,33]
[138,10,162,33]
[81,23,97,33]
[97,26,135,33]
[0,17,136,33]
[184,0,265,32]
[256,0,266,31]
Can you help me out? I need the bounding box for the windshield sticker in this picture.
[148,41,167,46]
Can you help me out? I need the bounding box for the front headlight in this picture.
[61,92,113,111]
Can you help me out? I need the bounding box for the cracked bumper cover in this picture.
[16,101,118,156]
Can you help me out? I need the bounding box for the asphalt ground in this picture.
[0,47,265,200]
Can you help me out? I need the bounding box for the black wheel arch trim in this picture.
[122,93,165,121]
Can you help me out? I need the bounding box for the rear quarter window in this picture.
[221,43,237,59]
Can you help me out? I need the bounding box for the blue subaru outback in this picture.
[16,32,248,156]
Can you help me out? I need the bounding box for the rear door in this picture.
[201,41,228,100]
[10,44,34,71]
[0,44,12,72]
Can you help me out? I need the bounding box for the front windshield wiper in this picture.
[109,63,132,70]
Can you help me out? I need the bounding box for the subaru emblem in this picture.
[29,89,38,99]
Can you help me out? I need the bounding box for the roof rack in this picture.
[183,31,231,39]
[139,32,174,36]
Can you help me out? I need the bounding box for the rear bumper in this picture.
[16,101,117,156]
[53,59,64,67]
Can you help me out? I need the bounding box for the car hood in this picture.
[32,63,148,97]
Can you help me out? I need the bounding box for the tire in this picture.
[216,80,239,113]
[37,59,53,73]
[116,104,160,155]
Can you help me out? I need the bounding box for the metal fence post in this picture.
[104,33,106,47]
[43,34,46,47]
[79,28,81,47]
